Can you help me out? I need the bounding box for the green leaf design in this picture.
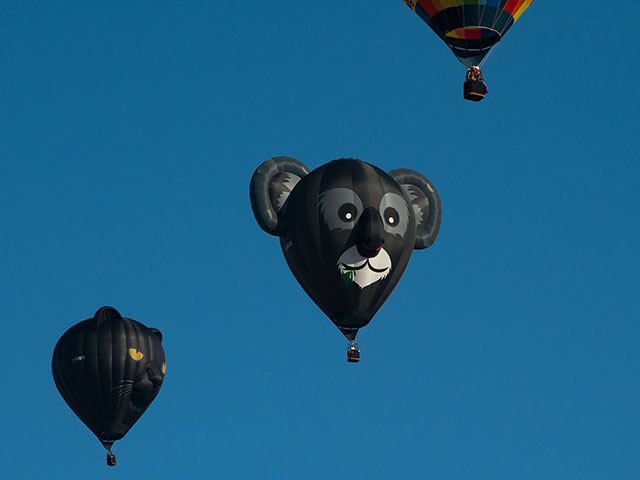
[338,270,355,288]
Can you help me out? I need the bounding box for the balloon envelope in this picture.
[251,157,442,341]
[403,0,534,67]
[280,159,418,337]
[52,306,166,449]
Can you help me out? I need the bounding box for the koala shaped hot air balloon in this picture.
[250,157,441,362]
[52,306,166,466]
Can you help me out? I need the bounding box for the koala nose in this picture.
[356,207,385,258]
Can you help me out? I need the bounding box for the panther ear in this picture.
[388,168,442,249]
[149,328,163,343]
[250,156,310,236]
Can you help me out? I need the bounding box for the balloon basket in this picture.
[347,344,360,363]
[106,452,117,467]
[463,79,487,102]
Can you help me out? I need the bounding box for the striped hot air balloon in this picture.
[402,0,534,67]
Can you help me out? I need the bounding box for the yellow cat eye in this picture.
[128,348,144,361]
[162,362,166,374]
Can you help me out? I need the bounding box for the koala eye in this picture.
[379,192,409,237]
[318,188,364,231]
[338,203,358,222]
[384,207,399,226]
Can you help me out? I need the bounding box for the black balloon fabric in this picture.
[52,306,166,450]
[250,157,441,341]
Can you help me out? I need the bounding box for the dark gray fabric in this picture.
[388,169,442,249]
[52,306,166,449]
[249,156,310,236]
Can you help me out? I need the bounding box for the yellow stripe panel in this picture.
[439,0,461,9]
[513,0,534,22]
[401,0,418,11]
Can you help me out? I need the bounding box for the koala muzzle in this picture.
[356,207,385,258]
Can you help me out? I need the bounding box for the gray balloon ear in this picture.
[388,169,442,249]
[250,156,310,236]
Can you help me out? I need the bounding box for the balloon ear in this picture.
[93,306,122,323]
[250,156,310,236]
[388,169,442,249]
[149,328,163,343]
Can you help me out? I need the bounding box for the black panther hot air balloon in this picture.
[250,157,441,362]
[52,306,166,466]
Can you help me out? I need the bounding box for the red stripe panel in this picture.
[466,28,482,39]
[417,0,440,18]
[503,0,524,15]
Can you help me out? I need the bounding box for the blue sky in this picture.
[1,2,639,478]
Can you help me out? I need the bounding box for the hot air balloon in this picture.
[250,157,441,362]
[52,306,166,466]
[401,0,534,101]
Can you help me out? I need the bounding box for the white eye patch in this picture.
[317,188,364,231]
[379,192,409,237]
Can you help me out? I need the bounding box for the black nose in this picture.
[147,365,164,388]
[356,207,385,258]
[151,377,163,391]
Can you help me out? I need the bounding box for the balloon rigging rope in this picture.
[480,43,496,68]
[479,0,488,28]
[359,324,369,350]
[481,4,526,72]
[485,18,524,73]
[435,0,454,44]
[319,318,341,354]
[489,1,501,33]
[483,1,504,68]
